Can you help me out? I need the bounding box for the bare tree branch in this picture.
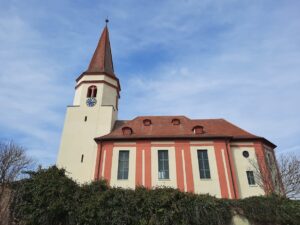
[0,140,35,224]
[250,152,300,199]
[0,140,34,185]
[278,154,300,199]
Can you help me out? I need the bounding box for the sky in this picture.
[0,0,299,166]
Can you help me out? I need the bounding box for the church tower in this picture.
[57,23,120,183]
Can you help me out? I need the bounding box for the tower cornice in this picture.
[75,71,121,93]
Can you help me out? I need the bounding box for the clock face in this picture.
[86,98,97,107]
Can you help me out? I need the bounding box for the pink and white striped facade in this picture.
[94,138,279,199]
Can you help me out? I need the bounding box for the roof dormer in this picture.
[122,127,133,136]
[193,125,205,135]
[143,119,152,126]
[172,118,180,125]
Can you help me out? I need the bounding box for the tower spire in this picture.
[86,22,114,75]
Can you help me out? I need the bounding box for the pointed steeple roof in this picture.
[86,24,115,75]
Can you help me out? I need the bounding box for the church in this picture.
[57,23,281,199]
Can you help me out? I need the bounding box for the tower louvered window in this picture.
[87,85,97,98]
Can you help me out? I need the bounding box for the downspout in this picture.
[225,139,238,199]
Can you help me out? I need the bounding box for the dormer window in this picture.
[193,125,205,134]
[122,127,133,136]
[172,118,180,125]
[87,85,97,98]
[143,119,152,126]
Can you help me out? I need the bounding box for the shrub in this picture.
[9,167,300,225]
[10,166,78,225]
[237,194,300,225]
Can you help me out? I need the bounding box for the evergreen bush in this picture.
[9,166,300,225]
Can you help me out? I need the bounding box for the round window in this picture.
[242,151,249,158]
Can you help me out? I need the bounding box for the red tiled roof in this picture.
[86,25,114,75]
[95,116,275,147]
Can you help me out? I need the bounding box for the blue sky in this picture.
[0,0,299,166]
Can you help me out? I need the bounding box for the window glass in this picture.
[117,151,129,179]
[197,150,211,179]
[158,150,169,179]
[246,171,256,185]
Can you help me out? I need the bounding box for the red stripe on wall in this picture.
[144,141,152,188]
[183,142,194,192]
[136,141,143,186]
[175,141,194,192]
[103,142,113,185]
[226,142,239,199]
[214,141,229,198]
[175,144,184,191]
[223,143,236,199]
[254,141,273,194]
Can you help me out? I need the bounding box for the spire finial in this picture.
[105,18,109,24]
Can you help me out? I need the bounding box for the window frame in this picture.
[117,150,130,180]
[158,150,169,180]
[246,171,256,185]
[197,150,211,179]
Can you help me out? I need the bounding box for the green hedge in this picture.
[10,166,300,225]
[236,195,300,225]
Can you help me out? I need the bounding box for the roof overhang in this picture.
[94,135,276,148]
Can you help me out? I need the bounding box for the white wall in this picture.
[57,74,118,183]
[231,146,265,198]
[110,147,136,189]
[151,146,177,188]
[190,145,222,197]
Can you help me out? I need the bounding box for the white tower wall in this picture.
[57,75,119,183]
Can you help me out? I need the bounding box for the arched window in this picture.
[87,85,97,98]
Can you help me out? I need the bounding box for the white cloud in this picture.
[0,0,300,166]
